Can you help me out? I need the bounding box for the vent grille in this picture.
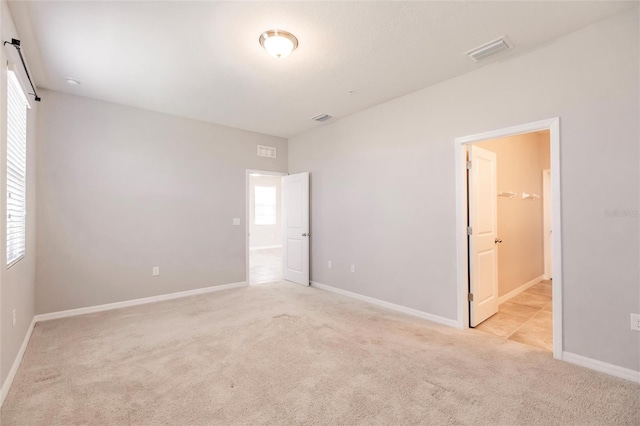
[466,37,511,62]
[311,113,332,122]
[257,145,277,158]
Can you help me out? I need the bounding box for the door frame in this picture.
[454,117,563,359]
[245,169,287,284]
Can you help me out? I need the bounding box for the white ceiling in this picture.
[8,1,635,138]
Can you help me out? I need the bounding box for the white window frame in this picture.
[254,185,277,226]
[6,69,29,267]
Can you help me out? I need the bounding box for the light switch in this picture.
[233,218,241,226]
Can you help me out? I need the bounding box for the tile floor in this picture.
[475,280,553,352]
[249,247,282,284]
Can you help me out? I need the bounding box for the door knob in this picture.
[495,238,503,244]
[302,233,307,237]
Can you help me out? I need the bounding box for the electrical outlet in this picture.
[152,267,160,276]
[631,314,640,331]
[328,260,332,269]
[12,309,16,327]
[233,218,241,226]
[350,264,355,273]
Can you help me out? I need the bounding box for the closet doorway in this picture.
[455,118,563,358]
[469,130,553,352]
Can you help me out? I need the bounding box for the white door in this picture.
[468,146,499,327]
[543,169,552,279]
[282,172,310,286]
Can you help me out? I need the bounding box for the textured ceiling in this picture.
[8,1,636,138]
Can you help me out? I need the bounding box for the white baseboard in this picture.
[250,245,282,250]
[562,351,640,383]
[1,317,36,407]
[498,275,544,305]
[311,281,459,328]
[35,281,248,322]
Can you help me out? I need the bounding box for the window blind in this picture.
[7,70,28,266]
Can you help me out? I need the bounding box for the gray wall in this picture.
[36,90,287,314]
[289,11,639,371]
[0,1,37,385]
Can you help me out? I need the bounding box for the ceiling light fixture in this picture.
[259,30,298,59]
[65,78,81,86]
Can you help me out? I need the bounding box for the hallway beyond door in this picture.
[250,247,282,284]
[475,280,552,351]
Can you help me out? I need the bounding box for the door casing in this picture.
[454,118,563,360]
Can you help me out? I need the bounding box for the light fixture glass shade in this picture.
[259,30,298,59]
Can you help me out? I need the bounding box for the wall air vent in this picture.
[257,145,277,158]
[465,36,512,62]
[311,113,332,122]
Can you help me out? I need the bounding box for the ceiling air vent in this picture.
[465,36,512,62]
[257,145,277,158]
[311,113,332,122]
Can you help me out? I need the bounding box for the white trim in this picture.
[0,317,36,407]
[311,281,460,328]
[549,118,563,359]
[497,275,544,305]
[250,245,282,251]
[563,352,640,383]
[455,117,564,360]
[245,169,287,284]
[35,281,247,322]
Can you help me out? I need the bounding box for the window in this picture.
[254,185,277,225]
[6,70,28,266]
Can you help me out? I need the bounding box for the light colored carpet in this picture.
[2,281,639,425]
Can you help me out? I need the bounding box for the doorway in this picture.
[455,118,563,359]
[469,131,553,351]
[246,170,286,284]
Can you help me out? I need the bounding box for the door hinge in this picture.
[466,160,472,170]
[468,293,474,302]
[467,226,473,235]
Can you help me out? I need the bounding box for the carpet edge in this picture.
[1,316,36,407]
[34,281,248,322]
[563,351,640,383]
[310,280,461,329]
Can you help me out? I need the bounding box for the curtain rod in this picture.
[3,38,41,102]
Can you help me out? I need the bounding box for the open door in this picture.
[468,146,499,326]
[282,172,309,286]
[543,169,552,280]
